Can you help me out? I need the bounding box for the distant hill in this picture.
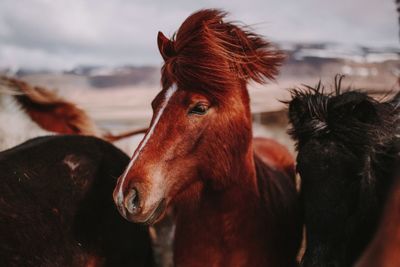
[66,65,160,88]
[0,42,398,91]
[279,42,399,90]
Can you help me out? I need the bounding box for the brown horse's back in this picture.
[253,137,295,178]
[0,135,153,267]
[254,137,302,266]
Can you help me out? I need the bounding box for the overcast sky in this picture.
[0,0,398,70]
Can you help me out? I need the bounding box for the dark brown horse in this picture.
[288,79,400,267]
[114,9,301,267]
[0,135,153,267]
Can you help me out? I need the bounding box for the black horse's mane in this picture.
[287,76,400,156]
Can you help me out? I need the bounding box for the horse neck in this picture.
[173,140,277,266]
[175,136,259,208]
[370,140,400,202]
[172,84,280,265]
[0,94,51,151]
[355,166,400,267]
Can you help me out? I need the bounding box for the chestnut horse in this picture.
[0,135,153,267]
[0,76,146,152]
[114,9,302,267]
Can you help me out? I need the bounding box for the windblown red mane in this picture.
[159,9,284,100]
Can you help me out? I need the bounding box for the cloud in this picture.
[0,0,398,69]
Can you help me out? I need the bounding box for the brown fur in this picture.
[253,137,296,178]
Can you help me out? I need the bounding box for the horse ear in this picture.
[157,31,174,61]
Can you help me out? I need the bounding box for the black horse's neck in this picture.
[371,138,400,204]
[349,138,400,264]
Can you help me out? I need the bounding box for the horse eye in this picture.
[189,103,209,115]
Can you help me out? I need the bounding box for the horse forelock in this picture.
[287,82,330,141]
[160,9,284,102]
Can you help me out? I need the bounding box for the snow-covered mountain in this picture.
[282,42,399,63]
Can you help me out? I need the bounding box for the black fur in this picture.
[0,135,153,267]
[254,155,302,267]
[288,77,400,267]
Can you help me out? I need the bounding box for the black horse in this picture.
[0,135,153,267]
[288,77,400,267]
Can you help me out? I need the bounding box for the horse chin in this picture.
[143,198,167,225]
[126,198,167,225]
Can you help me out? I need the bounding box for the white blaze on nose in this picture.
[116,84,177,202]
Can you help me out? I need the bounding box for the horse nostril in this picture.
[124,187,140,215]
